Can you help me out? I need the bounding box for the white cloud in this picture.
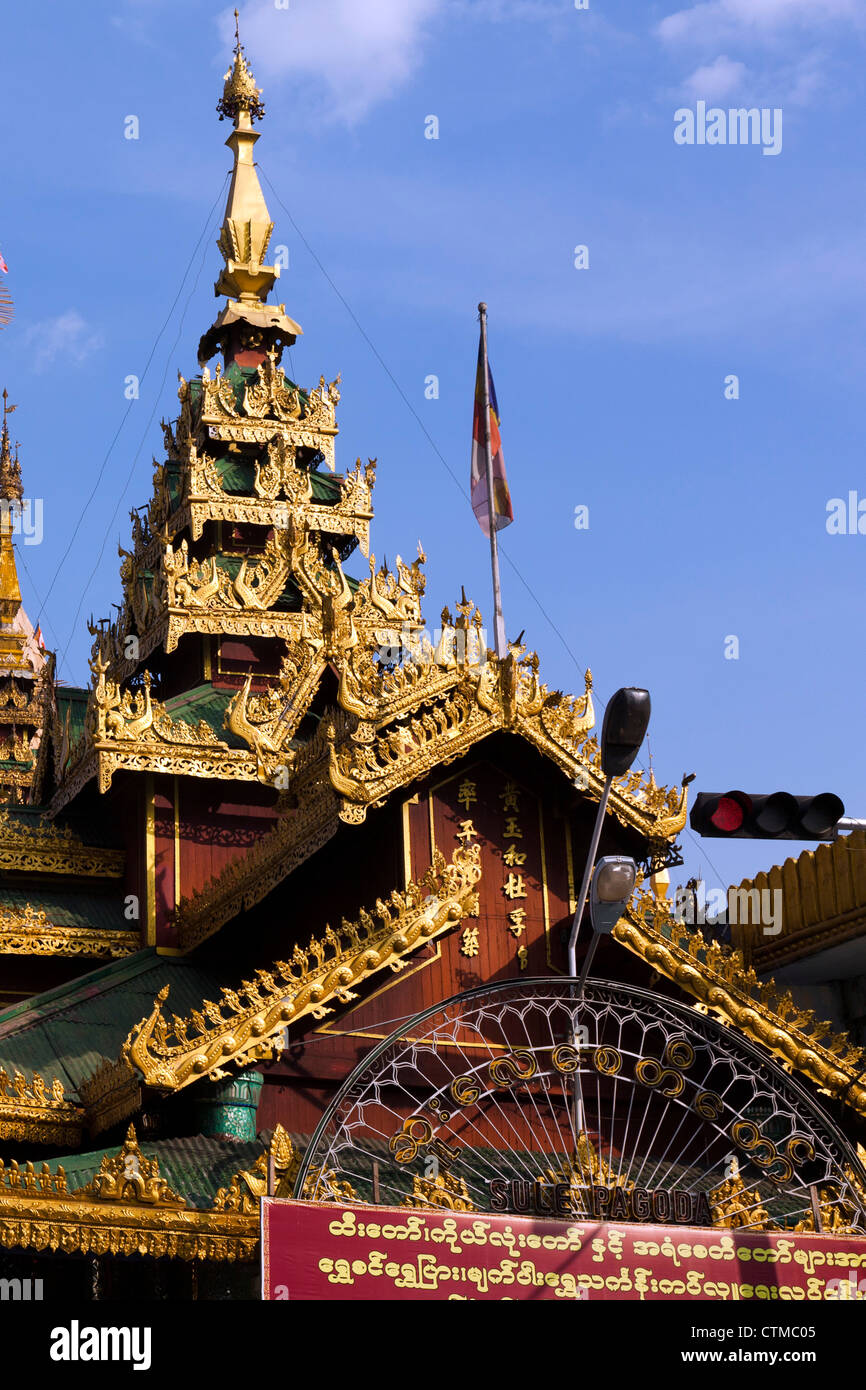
[681,54,747,100]
[23,312,103,372]
[221,0,443,125]
[658,0,862,47]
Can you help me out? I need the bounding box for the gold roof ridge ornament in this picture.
[0,808,124,876]
[123,840,482,1092]
[164,618,688,950]
[199,11,302,365]
[0,1066,83,1147]
[0,1126,259,1262]
[614,889,866,1117]
[213,1124,357,1211]
[76,1125,185,1208]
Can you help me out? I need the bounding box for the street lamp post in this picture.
[567,687,651,1144]
[566,687,651,978]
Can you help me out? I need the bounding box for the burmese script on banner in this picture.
[261,1199,866,1301]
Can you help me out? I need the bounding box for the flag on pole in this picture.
[471,340,513,535]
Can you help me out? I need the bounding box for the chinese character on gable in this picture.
[499,781,521,814]
[502,873,527,901]
[457,778,477,811]
[502,816,524,839]
[503,843,526,867]
[460,927,480,957]
[506,908,527,938]
[456,819,477,844]
[517,945,528,971]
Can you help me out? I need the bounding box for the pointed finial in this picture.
[199,15,302,364]
[0,392,22,503]
[217,10,266,124]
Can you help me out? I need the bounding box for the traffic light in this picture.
[690,791,845,841]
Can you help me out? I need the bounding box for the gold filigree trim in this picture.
[0,810,123,878]
[0,904,138,959]
[125,842,482,1092]
[211,1123,355,1212]
[77,1125,185,1206]
[78,1058,142,1137]
[402,1172,475,1212]
[0,1069,83,1147]
[0,1127,256,1261]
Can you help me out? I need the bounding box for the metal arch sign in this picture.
[295,979,866,1239]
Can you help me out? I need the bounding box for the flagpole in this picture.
[478,302,506,658]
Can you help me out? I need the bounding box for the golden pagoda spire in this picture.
[0,391,27,671]
[198,10,302,365]
[0,390,22,505]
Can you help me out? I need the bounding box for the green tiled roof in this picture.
[0,950,220,1097]
[311,471,340,502]
[163,684,247,749]
[44,1133,269,1209]
[216,455,253,494]
[0,887,126,931]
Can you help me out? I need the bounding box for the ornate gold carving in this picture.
[402,1171,475,1212]
[210,1123,359,1211]
[0,904,138,960]
[196,360,339,469]
[79,1125,185,1207]
[78,1058,142,1137]
[709,1159,773,1231]
[0,1132,256,1262]
[51,651,262,803]
[0,810,124,877]
[0,1068,83,1147]
[125,842,482,1091]
[613,890,866,1118]
[165,594,687,947]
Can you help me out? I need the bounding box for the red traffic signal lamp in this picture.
[690,791,845,841]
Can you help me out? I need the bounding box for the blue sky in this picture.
[2,0,866,897]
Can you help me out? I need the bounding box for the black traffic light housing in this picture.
[690,791,845,841]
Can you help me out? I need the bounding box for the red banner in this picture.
[261,1199,866,1301]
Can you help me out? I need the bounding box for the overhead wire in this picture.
[259,167,729,893]
[35,172,230,680]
